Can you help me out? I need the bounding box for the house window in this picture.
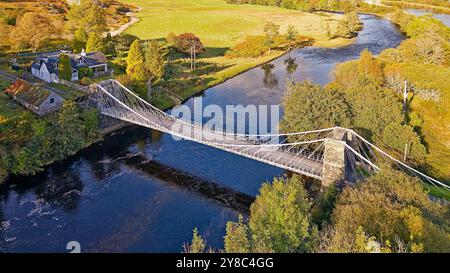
[50,98,55,104]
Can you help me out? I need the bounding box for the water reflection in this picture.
[261,63,279,89]
[284,57,298,80]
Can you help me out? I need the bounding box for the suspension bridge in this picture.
[87,80,449,191]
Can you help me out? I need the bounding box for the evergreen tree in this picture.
[126,40,148,81]
[126,39,144,67]
[144,40,167,81]
[73,27,88,53]
[58,53,72,81]
[85,32,105,53]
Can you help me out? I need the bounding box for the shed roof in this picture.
[5,79,53,107]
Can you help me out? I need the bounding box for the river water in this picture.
[406,9,450,27]
[0,15,403,253]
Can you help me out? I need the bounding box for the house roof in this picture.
[5,79,55,107]
[31,58,59,74]
[70,52,108,69]
[32,51,107,73]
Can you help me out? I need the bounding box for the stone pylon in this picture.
[321,128,350,188]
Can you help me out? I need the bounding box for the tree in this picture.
[126,40,148,82]
[0,20,11,48]
[333,49,384,90]
[286,25,298,42]
[12,12,62,52]
[144,40,167,81]
[73,27,88,53]
[127,40,144,67]
[280,81,352,138]
[344,87,403,139]
[357,49,384,87]
[67,0,107,35]
[249,175,316,253]
[263,22,280,51]
[224,175,317,253]
[55,101,84,158]
[85,32,105,53]
[377,122,426,162]
[321,168,450,253]
[285,24,299,56]
[184,228,206,253]
[335,12,362,39]
[224,215,252,253]
[174,33,205,54]
[58,54,72,81]
[226,35,269,58]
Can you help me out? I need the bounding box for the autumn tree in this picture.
[333,49,384,89]
[67,0,107,35]
[184,228,207,253]
[320,168,450,253]
[12,12,62,52]
[224,215,252,253]
[0,20,11,48]
[357,49,384,87]
[173,33,205,54]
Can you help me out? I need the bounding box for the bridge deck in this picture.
[100,105,324,179]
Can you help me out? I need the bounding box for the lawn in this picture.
[119,0,351,108]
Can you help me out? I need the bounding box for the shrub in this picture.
[226,35,269,58]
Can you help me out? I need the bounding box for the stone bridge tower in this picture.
[321,128,352,188]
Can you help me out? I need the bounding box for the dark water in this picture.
[0,15,403,253]
[406,9,450,27]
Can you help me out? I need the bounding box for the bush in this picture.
[226,35,269,58]
[80,77,93,85]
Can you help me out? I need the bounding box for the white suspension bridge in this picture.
[87,80,450,191]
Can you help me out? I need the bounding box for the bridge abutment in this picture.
[321,128,350,188]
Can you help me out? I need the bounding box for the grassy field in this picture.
[123,0,350,48]
[403,63,450,184]
[119,0,351,108]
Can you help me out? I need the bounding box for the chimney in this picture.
[43,55,49,62]
[81,49,86,57]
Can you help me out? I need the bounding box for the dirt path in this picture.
[106,6,142,37]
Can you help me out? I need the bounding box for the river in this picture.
[0,14,403,253]
[406,9,450,27]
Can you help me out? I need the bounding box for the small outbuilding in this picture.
[5,79,65,116]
